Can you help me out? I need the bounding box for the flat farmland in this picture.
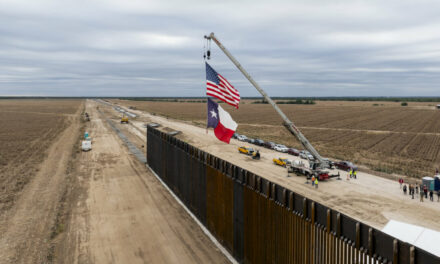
[0,99,82,212]
[113,99,440,178]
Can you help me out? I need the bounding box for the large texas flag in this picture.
[207,98,238,144]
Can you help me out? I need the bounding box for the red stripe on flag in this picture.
[218,75,240,97]
[206,72,240,108]
[206,92,238,108]
[218,82,240,100]
[206,86,239,107]
[214,122,235,144]
[208,86,237,103]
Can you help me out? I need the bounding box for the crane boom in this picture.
[205,32,328,169]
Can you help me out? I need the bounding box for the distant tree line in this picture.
[252,99,315,105]
[122,97,206,103]
[119,97,440,103]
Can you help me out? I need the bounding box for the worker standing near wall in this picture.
[354,170,357,179]
[311,175,315,187]
[315,178,318,189]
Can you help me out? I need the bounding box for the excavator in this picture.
[205,33,338,180]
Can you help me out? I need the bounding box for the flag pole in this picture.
[204,32,328,169]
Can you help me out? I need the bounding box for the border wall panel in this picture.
[206,166,234,253]
[233,179,244,262]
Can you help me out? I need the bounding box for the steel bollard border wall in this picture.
[146,126,440,264]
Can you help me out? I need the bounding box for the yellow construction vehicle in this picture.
[273,157,290,167]
[121,115,129,124]
[238,146,254,155]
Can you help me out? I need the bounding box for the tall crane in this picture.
[204,32,329,169]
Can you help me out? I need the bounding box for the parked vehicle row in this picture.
[233,133,355,172]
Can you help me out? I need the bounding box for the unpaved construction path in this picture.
[0,104,82,264]
[58,100,229,263]
[107,100,440,233]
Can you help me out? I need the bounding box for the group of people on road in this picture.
[311,175,319,189]
[346,168,357,180]
[399,178,440,202]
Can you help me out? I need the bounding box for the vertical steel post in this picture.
[393,239,399,264]
[409,246,415,264]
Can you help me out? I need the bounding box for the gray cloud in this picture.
[0,0,440,96]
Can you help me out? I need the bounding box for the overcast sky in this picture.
[1,0,440,97]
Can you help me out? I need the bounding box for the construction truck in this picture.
[121,115,129,124]
[205,32,339,180]
[288,160,339,180]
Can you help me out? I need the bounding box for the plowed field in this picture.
[112,99,440,178]
[0,100,82,212]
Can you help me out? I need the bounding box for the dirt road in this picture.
[58,100,229,263]
[108,100,440,232]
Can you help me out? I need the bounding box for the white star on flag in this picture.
[210,110,217,119]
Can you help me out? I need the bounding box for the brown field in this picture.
[0,99,230,263]
[112,99,440,178]
[0,99,82,212]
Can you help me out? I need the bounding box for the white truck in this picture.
[82,140,92,151]
[288,160,339,181]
